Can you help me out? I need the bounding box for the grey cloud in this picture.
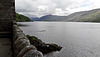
[15,0,91,17]
[16,9,35,12]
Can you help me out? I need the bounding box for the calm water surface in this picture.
[18,22,100,57]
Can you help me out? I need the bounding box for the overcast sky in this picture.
[15,0,100,18]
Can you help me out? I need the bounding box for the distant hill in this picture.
[37,8,100,22]
[16,13,31,22]
[64,8,100,22]
[38,15,67,21]
[30,17,40,21]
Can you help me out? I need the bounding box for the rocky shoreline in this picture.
[26,35,62,54]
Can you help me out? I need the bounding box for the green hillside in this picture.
[16,13,31,22]
[38,8,100,22]
[64,9,100,22]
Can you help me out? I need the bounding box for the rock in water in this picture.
[26,35,62,54]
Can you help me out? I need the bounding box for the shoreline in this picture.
[26,35,62,54]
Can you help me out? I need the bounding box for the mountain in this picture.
[38,8,100,22]
[30,17,40,21]
[16,13,31,22]
[64,8,100,22]
[39,15,67,21]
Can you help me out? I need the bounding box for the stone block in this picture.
[0,0,15,31]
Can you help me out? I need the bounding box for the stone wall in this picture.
[0,0,43,57]
[13,21,43,57]
[0,0,15,31]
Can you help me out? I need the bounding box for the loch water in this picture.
[18,22,100,57]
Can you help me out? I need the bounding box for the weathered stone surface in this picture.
[23,50,43,57]
[0,38,12,57]
[17,45,37,57]
[0,0,15,31]
[0,0,14,57]
[13,22,43,57]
